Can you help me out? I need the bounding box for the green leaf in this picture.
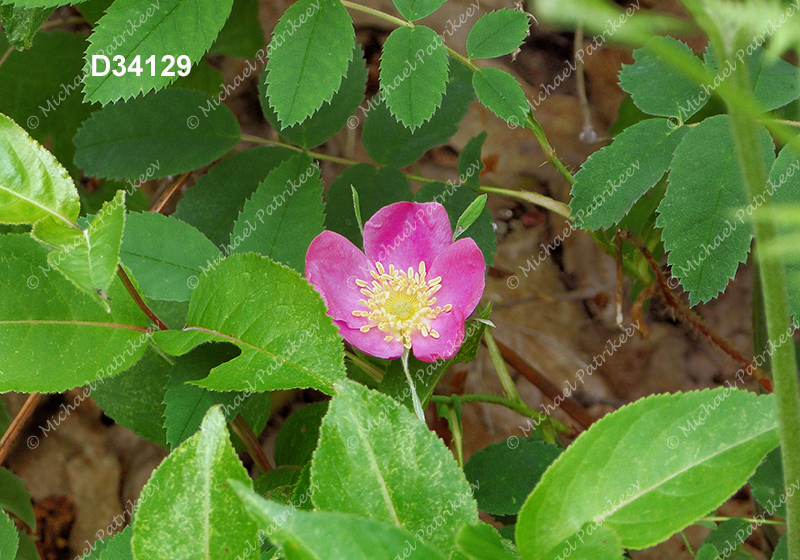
[260,43,367,149]
[76,0,113,26]
[457,524,520,560]
[253,468,302,504]
[0,5,53,50]
[131,407,258,559]
[697,544,720,560]
[82,0,234,104]
[773,533,788,560]
[230,153,324,274]
[0,112,79,227]
[657,115,775,305]
[516,389,779,560]
[700,518,755,560]
[232,483,449,560]
[380,25,449,130]
[274,402,328,468]
[0,234,150,393]
[120,212,222,302]
[472,68,528,125]
[618,36,707,121]
[13,532,39,560]
[97,526,132,560]
[73,89,241,181]
[464,439,561,516]
[466,9,530,59]
[172,59,225,97]
[209,0,264,59]
[265,0,354,127]
[173,146,297,247]
[392,0,446,21]
[0,512,18,560]
[152,253,346,395]
[0,469,35,529]
[363,58,474,168]
[750,447,788,519]
[311,380,480,559]
[570,118,688,230]
[0,0,88,7]
[324,164,413,248]
[454,194,487,240]
[90,344,171,448]
[163,343,272,450]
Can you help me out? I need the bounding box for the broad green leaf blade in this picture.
[0,234,150,393]
[363,58,474,167]
[208,0,264,59]
[97,525,132,560]
[152,253,346,395]
[748,48,800,111]
[457,524,520,560]
[0,0,88,7]
[570,118,688,230]
[230,153,324,274]
[172,59,225,97]
[750,447,788,518]
[47,190,126,308]
[774,533,788,560]
[464,439,561,516]
[618,36,707,121]
[311,380,480,559]
[0,5,53,50]
[90,344,171,448]
[231,483,449,560]
[73,89,241,181]
[273,402,328,468]
[173,146,296,247]
[82,0,234,104]
[466,9,530,59]
[265,0,355,127]
[0,113,79,227]
[131,407,258,560]
[324,164,413,248]
[14,531,39,560]
[380,25,449,130]
[120,212,222,302]
[260,43,367,149]
[0,469,35,529]
[516,389,779,560]
[253,467,302,504]
[472,67,528,125]
[392,0,446,21]
[0,512,18,560]
[657,115,775,305]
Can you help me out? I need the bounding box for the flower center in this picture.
[353,262,452,348]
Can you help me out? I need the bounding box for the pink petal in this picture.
[363,201,452,271]
[411,308,465,362]
[428,237,485,317]
[334,319,405,360]
[306,231,374,328]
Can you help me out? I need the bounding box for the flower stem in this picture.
[401,348,426,422]
[483,329,522,404]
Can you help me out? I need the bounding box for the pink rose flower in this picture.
[306,201,486,363]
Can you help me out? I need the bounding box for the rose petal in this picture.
[306,231,374,327]
[334,319,405,360]
[428,237,485,317]
[411,308,466,362]
[363,201,452,271]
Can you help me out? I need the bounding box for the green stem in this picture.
[524,112,576,186]
[439,404,465,467]
[700,516,785,526]
[340,0,410,27]
[402,348,426,422]
[680,531,695,560]
[479,186,572,219]
[431,394,536,419]
[484,329,523,404]
[344,350,384,382]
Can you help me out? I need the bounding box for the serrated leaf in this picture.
[457,524,520,560]
[260,42,367,149]
[82,0,234,104]
[466,9,530,59]
[97,525,132,560]
[657,115,774,305]
[152,253,346,395]
[750,447,788,519]
[0,234,150,393]
[120,212,222,302]
[14,531,39,560]
[0,469,35,529]
[265,0,354,126]
[0,113,79,227]
[324,164,413,248]
[464,439,561,516]
[472,67,528,124]
[618,36,707,121]
[516,389,779,560]
[73,89,241,181]
[0,5,53,50]
[0,512,17,560]
[274,402,328,467]
[380,25,449,130]
[392,0,446,21]
[311,380,480,560]
[209,0,263,59]
[90,344,171,448]
[230,153,324,274]
[363,57,474,167]
[570,118,688,230]
[232,483,449,560]
[131,407,258,560]
[77,0,113,26]
[173,146,297,247]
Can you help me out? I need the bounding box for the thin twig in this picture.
[116,267,169,331]
[151,172,191,214]
[0,393,44,465]
[0,47,13,70]
[230,414,272,474]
